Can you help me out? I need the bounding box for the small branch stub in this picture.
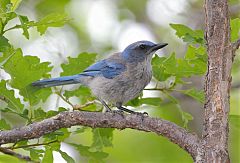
[232,38,240,55]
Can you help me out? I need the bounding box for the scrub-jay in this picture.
[32,40,168,113]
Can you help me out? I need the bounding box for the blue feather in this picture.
[32,60,126,87]
[32,75,82,87]
[81,60,126,79]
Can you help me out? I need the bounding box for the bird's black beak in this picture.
[149,43,168,53]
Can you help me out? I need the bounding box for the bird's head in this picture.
[122,40,168,62]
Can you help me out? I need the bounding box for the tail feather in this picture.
[32,75,82,87]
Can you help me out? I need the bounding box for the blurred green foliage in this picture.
[0,0,239,162]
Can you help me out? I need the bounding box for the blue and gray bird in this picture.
[32,41,168,113]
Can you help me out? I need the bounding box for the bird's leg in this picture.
[98,98,111,112]
[116,103,148,115]
[117,106,135,114]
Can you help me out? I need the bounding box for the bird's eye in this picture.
[139,44,146,49]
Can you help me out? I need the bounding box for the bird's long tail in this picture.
[32,75,82,87]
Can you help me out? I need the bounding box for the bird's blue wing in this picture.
[80,60,126,79]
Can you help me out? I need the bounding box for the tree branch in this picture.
[7,140,58,150]
[0,111,200,159]
[0,147,32,162]
[202,0,232,162]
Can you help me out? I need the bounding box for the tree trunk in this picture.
[197,0,233,162]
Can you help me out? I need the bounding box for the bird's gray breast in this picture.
[89,58,152,105]
[123,59,152,100]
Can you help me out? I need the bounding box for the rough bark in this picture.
[0,111,200,159]
[199,0,233,162]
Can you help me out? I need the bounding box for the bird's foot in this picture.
[132,111,148,116]
[131,111,148,121]
[112,109,125,115]
[105,108,124,115]
[105,107,112,112]
[116,105,148,116]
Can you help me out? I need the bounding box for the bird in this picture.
[32,40,168,114]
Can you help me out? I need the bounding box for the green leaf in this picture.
[5,12,17,21]
[91,128,114,151]
[49,142,61,151]
[3,48,53,105]
[152,56,171,81]
[3,49,52,88]
[181,111,193,128]
[69,143,108,161]
[29,149,44,161]
[0,155,25,163]
[153,45,207,83]
[0,36,11,52]
[0,0,21,13]
[170,24,204,44]
[34,107,67,121]
[35,13,69,35]
[18,15,30,39]
[0,80,24,113]
[14,140,28,147]
[34,107,68,121]
[23,86,52,105]
[55,128,70,141]
[2,13,68,36]
[35,0,70,15]
[59,150,75,163]
[74,127,88,134]
[0,47,16,67]
[44,128,70,142]
[185,45,207,61]
[0,12,17,32]
[63,85,92,103]
[10,0,22,11]
[64,86,91,98]
[0,119,11,130]
[127,96,141,107]
[163,90,179,104]
[0,0,11,13]
[42,147,53,163]
[139,97,162,106]
[33,108,47,121]
[156,76,176,90]
[230,18,240,42]
[61,52,97,76]
[163,53,206,77]
[127,96,162,107]
[181,88,205,103]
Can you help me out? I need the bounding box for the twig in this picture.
[7,140,58,150]
[55,92,74,108]
[144,88,164,91]
[232,38,240,54]
[73,101,96,110]
[2,25,21,34]
[0,111,200,159]
[232,83,240,89]
[0,146,33,162]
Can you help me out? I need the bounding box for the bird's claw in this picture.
[132,111,148,118]
[112,110,124,115]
